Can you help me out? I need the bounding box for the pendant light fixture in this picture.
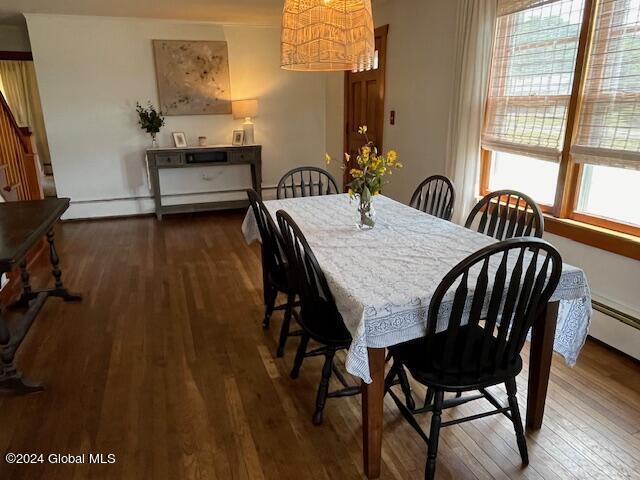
[281,0,375,72]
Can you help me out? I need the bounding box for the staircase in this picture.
[0,90,43,202]
[0,90,45,303]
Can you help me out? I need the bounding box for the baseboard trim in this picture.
[587,335,640,365]
[64,197,155,219]
[62,185,278,219]
[592,299,640,331]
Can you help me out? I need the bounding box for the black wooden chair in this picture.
[276,167,339,199]
[465,189,544,240]
[246,189,301,357]
[398,190,546,412]
[386,237,562,480]
[276,209,360,425]
[409,175,456,220]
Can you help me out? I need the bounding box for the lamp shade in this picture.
[232,99,259,119]
[281,0,375,72]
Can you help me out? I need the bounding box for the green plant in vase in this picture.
[136,102,165,148]
[327,126,401,230]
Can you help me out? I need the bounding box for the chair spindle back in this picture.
[426,238,562,378]
[409,175,456,220]
[465,190,544,240]
[276,210,343,339]
[277,167,339,199]
[247,189,287,281]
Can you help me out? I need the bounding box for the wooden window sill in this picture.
[544,215,640,261]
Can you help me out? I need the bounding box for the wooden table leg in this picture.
[250,161,262,198]
[45,229,82,302]
[0,303,44,393]
[363,347,386,479]
[11,260,35,308]
[526,300,559,430]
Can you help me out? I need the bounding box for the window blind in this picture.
[571,0,640,170]
[498,0,563,17]
[483,0,585,162]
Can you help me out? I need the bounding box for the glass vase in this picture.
[356,199,376,230]
[151,135,158,149]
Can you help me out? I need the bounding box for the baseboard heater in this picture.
[592,299,640,331]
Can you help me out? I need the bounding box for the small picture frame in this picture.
[232,129,245,146]
[172,132,187,148]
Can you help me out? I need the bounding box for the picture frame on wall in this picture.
[172,132,187,148]
[232,130,245,146]
[153,40,232,116]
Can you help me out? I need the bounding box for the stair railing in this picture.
[0,90,43,201]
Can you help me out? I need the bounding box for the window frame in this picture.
[480,0,640,260]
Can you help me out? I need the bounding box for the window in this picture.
[488,151,560,205]
[481,0,640,257]
[575,164,640,227]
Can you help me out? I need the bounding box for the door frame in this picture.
[343,24,389,190]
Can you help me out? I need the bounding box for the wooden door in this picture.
[343,24,388,190]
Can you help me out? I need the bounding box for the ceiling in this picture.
[0,0,286,26]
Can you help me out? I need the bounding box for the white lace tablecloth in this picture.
[242,194,592,383]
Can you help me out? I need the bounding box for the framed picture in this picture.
[172,132,187,148]
[153,40,232,116]
[232,130,245,146]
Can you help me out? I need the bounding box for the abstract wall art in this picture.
[153,40,232,116]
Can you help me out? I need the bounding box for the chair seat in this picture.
[389,325,523,390]
[300,302,351,347]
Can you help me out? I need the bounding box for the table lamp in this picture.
[232,99,259,145]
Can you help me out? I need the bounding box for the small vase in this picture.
[151,135,158,149]
[356,199,376,230]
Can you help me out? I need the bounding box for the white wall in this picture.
[0,24,31,52]
[372,0,459,202]
[545,233,640,359]
[325,0,459,199]
[26,14,327,218]
[325,71,344,188]
[325,0,460,195]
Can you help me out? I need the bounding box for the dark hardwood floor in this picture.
[0,211,639,480]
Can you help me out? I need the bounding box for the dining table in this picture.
[242,193,592,479]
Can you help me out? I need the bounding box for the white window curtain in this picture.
[571,0,640,170]
[446,0,498,223]
[482,0,585,163]
[0,60,51,170]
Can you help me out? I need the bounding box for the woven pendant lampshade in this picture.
[281,0,375,71]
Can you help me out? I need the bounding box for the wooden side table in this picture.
[146,144,262,220]
[0,198,81,393]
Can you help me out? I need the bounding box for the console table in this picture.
[0,198,81,393]
[146,145,262,220]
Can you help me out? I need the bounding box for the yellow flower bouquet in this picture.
[327,126,402,229]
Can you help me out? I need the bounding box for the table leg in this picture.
[260,247,275,329]
[250,161,262,198]
[526,300,559,430]
[363,347,386,479]
[0,308,43,394]
[11,260,35,308]
[45,229,82,302]
[148,157,163,220]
